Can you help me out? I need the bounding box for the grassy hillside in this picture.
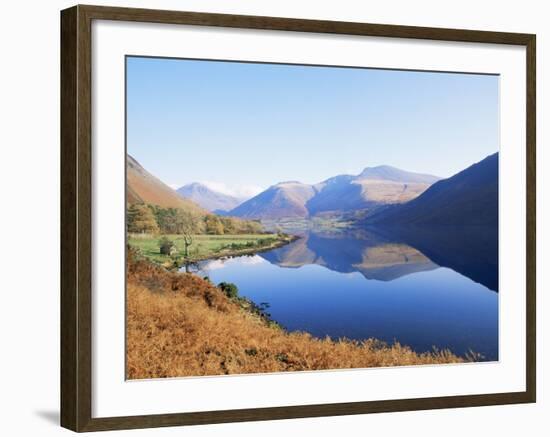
[126,249,465,379]
[127,155,206,213]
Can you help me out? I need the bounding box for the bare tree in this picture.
[174,209,196,258]
[182,232,193,258]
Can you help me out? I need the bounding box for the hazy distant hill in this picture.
[177,182,243,213]
[365,153,498,226]
[126,155,206,213]
[230,166,440,220]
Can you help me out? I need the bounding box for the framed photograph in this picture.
[60,5,536,432]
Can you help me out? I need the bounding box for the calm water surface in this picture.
[185,227,499,361]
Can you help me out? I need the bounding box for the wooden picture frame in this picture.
[61,4,536,432]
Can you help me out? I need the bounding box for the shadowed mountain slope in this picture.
[365,153,498,226]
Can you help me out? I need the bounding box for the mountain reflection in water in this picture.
[261,227,497,292]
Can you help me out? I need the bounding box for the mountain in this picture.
[177,182,243,213]
[365,153,498,226]
[229,181,317,219]
[307,167,439,215]
[126,155,206,213]
[229,166,440,220]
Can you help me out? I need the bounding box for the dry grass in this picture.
[126,249,464,379]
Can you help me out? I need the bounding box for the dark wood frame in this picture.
[61,4,536,432]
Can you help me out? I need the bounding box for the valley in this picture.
[125,152,499,377]
[123,56,501,379]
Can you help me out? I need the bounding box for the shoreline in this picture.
[177,234,300,266]
[128,233,300,270]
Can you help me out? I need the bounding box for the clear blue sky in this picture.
[127,56,498,196]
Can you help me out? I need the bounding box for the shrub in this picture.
[159,236,176,255]
[257,238,275,247]
[218,282,239,299]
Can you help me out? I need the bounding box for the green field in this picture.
[128,233,294,267]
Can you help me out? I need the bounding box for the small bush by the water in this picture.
[223,238,279,251]
[257,237,276,247]
[218,282,239,299]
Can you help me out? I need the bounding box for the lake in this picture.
[187,226,499,361]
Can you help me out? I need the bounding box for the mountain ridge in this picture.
[229,165,441,220]
[356,165,441,184]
